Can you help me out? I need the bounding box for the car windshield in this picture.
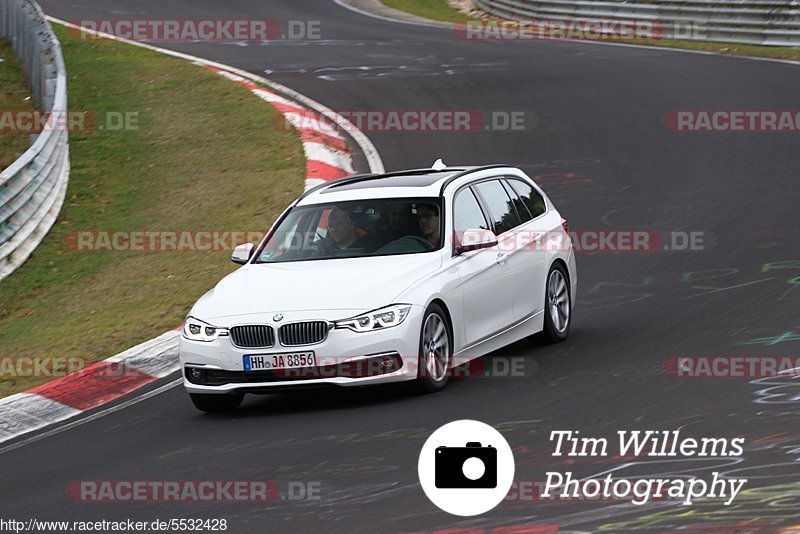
[254,197,444,263]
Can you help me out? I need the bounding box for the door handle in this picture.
[530,232,544,250]
[495,252,508,265]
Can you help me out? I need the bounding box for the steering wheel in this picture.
[406,235,434,251]
[374,235,434,254]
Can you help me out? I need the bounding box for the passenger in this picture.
[416,203,441,248]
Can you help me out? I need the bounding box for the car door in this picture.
[472,179,542,325]
[451,185,516,348]
[503,177,549,320]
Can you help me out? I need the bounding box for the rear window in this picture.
[508,178,546,218]
[474,180,522,235]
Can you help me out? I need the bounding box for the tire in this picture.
[540,262,571,343]
[189,392,244,413]
[414,303,453,393]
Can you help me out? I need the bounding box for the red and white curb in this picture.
[47,16,384,178]
[0,331,180,444]
[0,19,384,446]
[209,68,355,189]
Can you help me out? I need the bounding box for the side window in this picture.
[474,180,522,235]
[501,179,531,223]
[453,188,489,233]
[508,178,546,219]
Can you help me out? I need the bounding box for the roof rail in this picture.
[299,167,471,199]
[438,164,510,194]
[297,173,377,201]
[298,165,506,201]
[325,168,435,190]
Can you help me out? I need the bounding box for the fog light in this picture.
[187,367,205,384]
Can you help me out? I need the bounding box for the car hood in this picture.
[190,254,443,322]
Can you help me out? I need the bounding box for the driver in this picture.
[322,208,373,252]
[328,208,359,249]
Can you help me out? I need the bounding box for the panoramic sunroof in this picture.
[322,170,460,191]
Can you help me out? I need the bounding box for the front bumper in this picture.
[179,307,424,394]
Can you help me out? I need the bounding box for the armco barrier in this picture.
[475,0,800,46]
[0,0,69,283]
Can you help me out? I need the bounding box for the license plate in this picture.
[243,352,315,371]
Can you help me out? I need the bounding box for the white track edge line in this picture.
[0,378,183,455]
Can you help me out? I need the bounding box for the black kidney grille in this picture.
[279,321,329,346]
[229,325,275,348]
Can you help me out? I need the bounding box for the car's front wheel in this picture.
[189,392,244,413]
[415,303,452,393]
[541,263,571,343]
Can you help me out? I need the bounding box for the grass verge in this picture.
[0,25,305,397]
[382,0,471,23]
[380,0,800,62]
[0,39,35,170]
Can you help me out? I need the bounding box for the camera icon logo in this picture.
[418,420,515,516]
[435,442,497,488]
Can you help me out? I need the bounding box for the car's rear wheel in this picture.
[415,303,452,393]
[541,263,571,343]
[190,392,244,413]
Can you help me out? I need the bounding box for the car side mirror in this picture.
[454,229,498,255]
[231,243,254,265]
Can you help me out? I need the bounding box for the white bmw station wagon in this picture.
[180,163,577,412]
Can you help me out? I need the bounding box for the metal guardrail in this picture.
[476,0,800,46]
[0,0,69,283]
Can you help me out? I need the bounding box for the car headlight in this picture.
[335,304,412,333]
[182,316,228,342]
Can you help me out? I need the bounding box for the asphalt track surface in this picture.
[3,1,800,532]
